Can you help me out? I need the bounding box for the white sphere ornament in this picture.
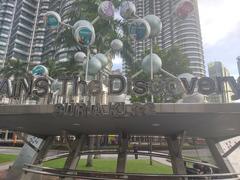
[32,65,49,76]
[44,11,61,30]
[120,1,136,19]
[95,53,108,67]
[85,57,102,75]
[144,15,162,38]
[142,54,162,74]
[111,39,123,52]
[74,52,86,64]
[98,1,115,20]
[73,20,95,47]
[129,19,151,40]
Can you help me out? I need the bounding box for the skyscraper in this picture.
[237,56,240,76]
[0,0,17,67]
[0,0,50,67]
[208,61,233,103]
[127,0,205,77]
[6,0,40,63]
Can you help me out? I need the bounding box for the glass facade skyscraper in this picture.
[0,0,16,67]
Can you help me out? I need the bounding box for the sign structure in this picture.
[0,75,240,100]
[55,102,156,117]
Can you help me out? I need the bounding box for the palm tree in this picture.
[57,57,82,77]
[43,59,64,79]
[56,0,121,56]
[0,59,29,104]
[0,59,28,79]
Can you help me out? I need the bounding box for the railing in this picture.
[23,164,240,180]
[42,149,218,169]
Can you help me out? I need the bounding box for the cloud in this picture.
[198,0,240,47]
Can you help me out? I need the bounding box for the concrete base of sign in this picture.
[64,135,86,169]
[7,136,54,180]
[206,139,234,173]
[0,104,239,178]
[116,133,129,174]
[63,135,87,180]
[167,132,187,175]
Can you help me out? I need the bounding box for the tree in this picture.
[161,46,191,76]
[57,57,82,77]
[43,59,63,78]
[56,0,121,55]
[0,59,28,79]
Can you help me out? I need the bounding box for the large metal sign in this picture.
[0,75,240,100]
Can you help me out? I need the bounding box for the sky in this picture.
[198,0,240,77]
[113,0,240,77]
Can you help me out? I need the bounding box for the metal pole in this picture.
[91,16,100,25]
[26,0,41,71]
[150,39,154,103]
[85,48,90,82]
[84,48,90,103]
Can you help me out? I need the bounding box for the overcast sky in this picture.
[198,0,240,77]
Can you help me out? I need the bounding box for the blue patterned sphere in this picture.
[73,20,95,47]
[32,65,49,76]
[44,11,61,30]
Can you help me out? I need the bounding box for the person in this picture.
[133,144,138,159]
[185,162,200,175]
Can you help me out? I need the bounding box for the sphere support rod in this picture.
[150,39,154,103]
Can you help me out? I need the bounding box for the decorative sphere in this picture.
[98,1,115,20]
[85,57,102,75]
[73,20,95,47]
[92,49,98,54]
[129,19,151,40]
[95,53,108,67]
[142,54,162,74]
[175,0,194,20]
[111,39,123,52]
[144,15,162,38]
[32,65,49,76]
[44,11,61,30]
[74,52,86,64]
[120,1,136,19]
